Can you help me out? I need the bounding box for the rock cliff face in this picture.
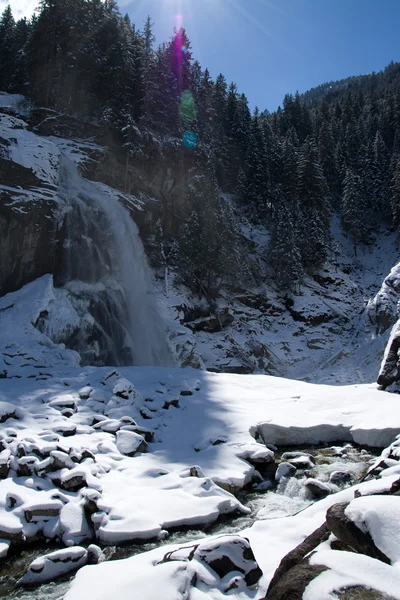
[0,190,58,296]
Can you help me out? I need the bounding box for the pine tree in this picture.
[297,139,331,269]
[179,171,245,296]
[240,110,270,218]
[11,17,30,92]
[371,130,390,217]
[269,189,303,290]
[196,67,215,149]
[0,5,16,90]
[390,157,400,228]
[342,169,371,254]
[318,119,338,197]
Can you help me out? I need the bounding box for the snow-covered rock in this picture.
[305,478,332,499]
[115,430,147,456]
[18,546,93,586]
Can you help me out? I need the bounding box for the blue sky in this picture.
[121,0,400,111]
[4,0,400,111]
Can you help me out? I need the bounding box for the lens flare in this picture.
[183,130,197,149]
[179,90,197,123]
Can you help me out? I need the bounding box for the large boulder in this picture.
[326,501,390,564]
[266,522,330,596]
[18,545,103,586]
[377,321,400,388]
[161,534,263,591]
[267,561,327,600]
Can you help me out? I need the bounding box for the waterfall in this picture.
[49,155,174,368]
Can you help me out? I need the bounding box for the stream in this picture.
[0,443,378,599]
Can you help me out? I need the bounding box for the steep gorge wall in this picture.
[0,154,60,296]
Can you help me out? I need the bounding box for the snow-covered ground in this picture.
[154,216,399,385]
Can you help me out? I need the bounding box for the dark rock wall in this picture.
[0,190,59,296]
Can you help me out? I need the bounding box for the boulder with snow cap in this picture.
[60,501,91,546]
[160,535,262,590]
[16,456,38,476]
[112,378,138,400]
[60,468,91,492]
[0,449,10,478]
[53,423,77,437]
[116,430,147,456]
[25,499,64,522]
[305,477,331,498]
[18,546,89,586]
[119,424,154,442]
[78,386,93,400]
[282,451,315,469]
[0,402,19,423]
[326,500,391,563]
[193,535,262,587]
[275,462,296,482]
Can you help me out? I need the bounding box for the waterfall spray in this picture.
[52,155,174,367]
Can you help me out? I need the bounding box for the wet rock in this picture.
[116,430,147,456]
[87,544,105,564]
[0,516,24,544]
[389,477,400,495]
[330,470,352,485]
[326,502,390,563]
[61,408,74,418]
[282,452,315,469]
[119,416,137,426]
[305,478,331,498]
[275,462,296,482]
[81,449,96,462]
[51,450,75,470]
[161,535,262,589]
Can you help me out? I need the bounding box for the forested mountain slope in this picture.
[1,0,400,382]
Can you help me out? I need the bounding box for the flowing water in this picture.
[1,443,377,599]
[39,155,173,368]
